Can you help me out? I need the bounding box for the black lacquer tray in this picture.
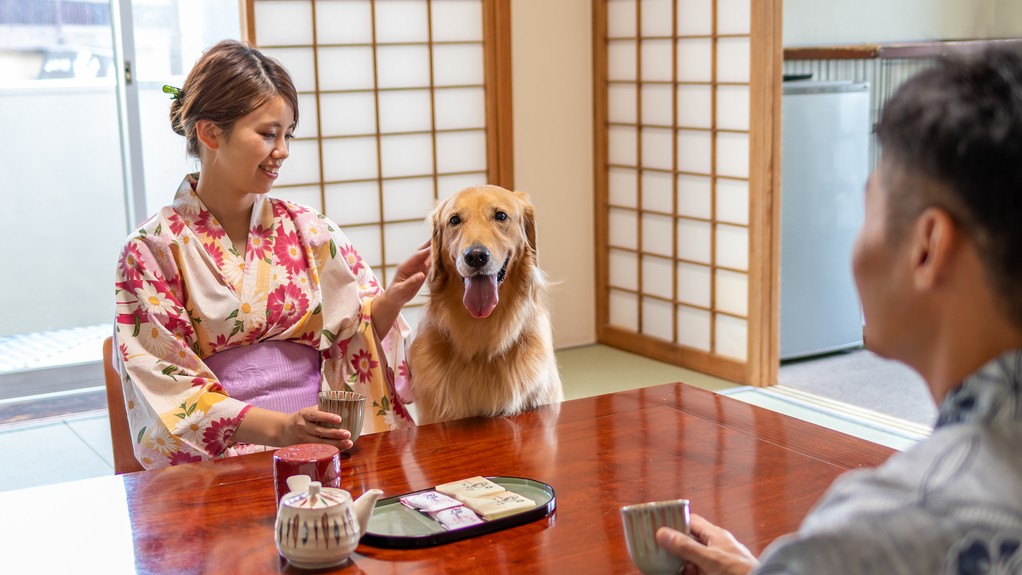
[360,476,556,549]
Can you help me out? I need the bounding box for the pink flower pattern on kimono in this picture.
[115,173,416,470]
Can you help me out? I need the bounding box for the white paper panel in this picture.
[717,0,752,35]
[437,173,486,201]
[434,87,486,130]
[641,128,673,171]
[641,212,673,257]
[377,45,431,88]
[677,129,711,175]
[642,297,674,341]
[641,84,672,126]
[319,92,376,137]
[716,178,749,225]
[641,171,673,213]
[378,89,432,133]
[609,84,637,125]
[608,40,637,81]
[716,85,749,131]
[641,255,673,299]
[677,219,710,264]
[340,225,382,268]
[436,130,487,174]
[609,208,638,250]
[716,224,749,271]
[609,167,638,208]
[716,132,749,178]
[317,47,375,91]
[315,0,373,44]
[270,185,321,212]
[715,269,748,316]
[677,174,711,219]
[375,0,429,43]
[431,0,484,42]
[276,139,320,186]
[261,48,316,92]
[609,289,639,332]
[607,0,637,38]
[295,94,318,138]
[609,125,638,166]
[676,261,711,307]
[640,0,673,37]
[715,314,747,360]
[385,220,430,265]
[640,39,672,82]
[433,44,485,86]
[717,37,751,83]
[609,248,638,290]
[322,137,378,182]
[383,177,434,221]
[677,0,712,36]
[676,39,712,83]
[401,305,424,335]
[676,84,711,129]
[677,305,711,351]
[380,133,434,178]
[324,181,380,225]
[256,1,313,46]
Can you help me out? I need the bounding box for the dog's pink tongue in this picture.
[463,274,499,318]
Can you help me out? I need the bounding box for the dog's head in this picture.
[428,185,537,319]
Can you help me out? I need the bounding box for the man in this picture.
[657,46,1022,574]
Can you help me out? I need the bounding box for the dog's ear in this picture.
[514,191,537,257]
[428,198,448,288]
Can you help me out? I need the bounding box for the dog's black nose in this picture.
[463,246,490,269]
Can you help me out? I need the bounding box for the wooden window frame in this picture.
[592,0,782,386]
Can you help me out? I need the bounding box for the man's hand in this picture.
[656,514,760,575]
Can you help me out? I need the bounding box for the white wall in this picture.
[784,0,1022,46]
[511,0,596,349]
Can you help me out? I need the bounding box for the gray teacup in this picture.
[620,499,691,575]
[318,391,367,448]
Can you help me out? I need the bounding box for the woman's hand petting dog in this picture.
[371,241,431,340]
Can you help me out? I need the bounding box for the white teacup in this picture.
[620,499,691,575]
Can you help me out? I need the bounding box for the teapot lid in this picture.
[281,481,350,510]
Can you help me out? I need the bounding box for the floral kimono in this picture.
[114,174,414,469]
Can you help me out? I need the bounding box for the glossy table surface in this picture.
[0,383,894,574]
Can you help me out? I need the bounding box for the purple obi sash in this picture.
[204,341,322,415]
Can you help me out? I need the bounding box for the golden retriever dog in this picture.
[409,185,563,424]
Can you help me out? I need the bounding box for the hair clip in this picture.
[163,85,184,100]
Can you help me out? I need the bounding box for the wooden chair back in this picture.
[103,337,146,474]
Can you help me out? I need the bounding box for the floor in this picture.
[0,344,929,493]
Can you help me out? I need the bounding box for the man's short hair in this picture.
[876,44,1022,327]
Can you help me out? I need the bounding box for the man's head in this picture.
[853,45,1022,377]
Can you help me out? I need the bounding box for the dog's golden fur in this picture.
[409,186,563,424]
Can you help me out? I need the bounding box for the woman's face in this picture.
[213,95,294,195]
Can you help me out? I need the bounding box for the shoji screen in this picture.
[594,0,781,385]
[244,0,512,325]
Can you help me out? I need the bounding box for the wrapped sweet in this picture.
[461,491,536,520]
[399,491,462,513]
[429,506,484,529]
[435,476,505,501]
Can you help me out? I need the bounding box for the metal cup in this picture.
[317,391,367,447]
[620,499,691,575]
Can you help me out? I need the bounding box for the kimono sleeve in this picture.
[113,234,252,469]
[297,209,416,433]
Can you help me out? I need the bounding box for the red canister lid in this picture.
[274,443,340,463]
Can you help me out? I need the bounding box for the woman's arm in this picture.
[232,406,353,450]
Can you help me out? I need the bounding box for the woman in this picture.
[114,40,427,469]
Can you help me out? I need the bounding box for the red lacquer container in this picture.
[273,444,342,504]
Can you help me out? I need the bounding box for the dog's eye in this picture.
[449,215,461,226]
[495,211,508,221]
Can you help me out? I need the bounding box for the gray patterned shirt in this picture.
[756,350,1022,575]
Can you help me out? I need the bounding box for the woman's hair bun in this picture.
[169,98,186,137]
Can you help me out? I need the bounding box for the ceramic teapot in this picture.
[274,474,383,569]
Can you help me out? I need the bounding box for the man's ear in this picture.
[196,119,220,151]
[911,207,957,291]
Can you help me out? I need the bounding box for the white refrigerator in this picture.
[779,81,870,359]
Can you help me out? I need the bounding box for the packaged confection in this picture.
[399,491,462,513]
[429,505,484,529]
[435,476,505,501]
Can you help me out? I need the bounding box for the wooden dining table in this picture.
[0,382,894,574]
